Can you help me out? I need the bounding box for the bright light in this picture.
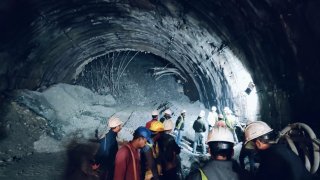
[221,48,259,122]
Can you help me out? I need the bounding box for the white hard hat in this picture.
[223,107,231,113]
[207,126,235,143]
[152,110,159,116]
[199,110,205,118]
[164,109,172,115]
[224,107,230,111]
[108,117,123,128]
[163,119,174,131]
[181,109,186,113]
[211,106,217,111]
[244,121,273,145]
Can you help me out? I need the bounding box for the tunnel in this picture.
[0,0,319,179]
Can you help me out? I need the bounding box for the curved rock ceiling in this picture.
[1,0,320,130]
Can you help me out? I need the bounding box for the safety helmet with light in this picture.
[244,121,273,145]
[152,110,159,116]
[108,117,123,128]
[164,109,172,115]
[163,119,174,131]
[207,127,234,159]
[149,121,165,132]
[207,126,235,144]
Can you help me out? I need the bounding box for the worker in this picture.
[224,107,239,143]
[114,126,152,180]
[215,113,226,127]
[224,107,236,129]
[160,109,172,123]
[192,110,207,154]
[141,121,164,180]
[159,119,181,179]
[207,106,218,131]
[93,116,123,180]
[244,121,313,180]
[174,110,186,146]
[146,110,159,129]
[187,126,241,180]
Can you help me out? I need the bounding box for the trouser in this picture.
[193,132,206,154]
[175,130,183,146]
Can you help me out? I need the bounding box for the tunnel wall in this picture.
[0,0,319,131]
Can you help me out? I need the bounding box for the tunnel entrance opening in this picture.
[73,50,200,105]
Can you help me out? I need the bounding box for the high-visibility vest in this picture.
[176,115,184,129]
[199,168,208,180]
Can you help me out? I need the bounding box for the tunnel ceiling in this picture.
[1,0,320,128]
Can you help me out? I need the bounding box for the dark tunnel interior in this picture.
[0,0,319,179]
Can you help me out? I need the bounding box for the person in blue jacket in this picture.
[94,117,123,180]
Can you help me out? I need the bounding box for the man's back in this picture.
[193,118,206,133]
[256,144,312,180]
[187,160,240,180]
[114,143,141,180]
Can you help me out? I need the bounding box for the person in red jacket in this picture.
[114,127,152,180]
[146,110,159,129]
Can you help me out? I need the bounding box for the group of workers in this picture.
[92,107,314,180]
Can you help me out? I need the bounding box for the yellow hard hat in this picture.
[149,121,164,132]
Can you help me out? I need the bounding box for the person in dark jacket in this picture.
[187,127,242,180]
[244,121,313,180]
[159,119,181,180]
[94,117,123,180]
[192,110,207,154]
[174,110,186,146]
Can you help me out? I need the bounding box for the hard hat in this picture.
[149,121,164,132]
[181,109,186,114]
[224,107,232,114]
[108,117,123,128]
[211,106,217,111]
[218,114,224,119]
[199,110,205,118]
[133,126,152,142]
[152,110,159,116]
[207,126,235,144]
[163,119,174,130]
[164,109,172,115]
[224,107,230,111]
[244,121,273,145]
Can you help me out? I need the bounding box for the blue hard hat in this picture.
[134,126,152,143]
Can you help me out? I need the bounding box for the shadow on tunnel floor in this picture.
[64,139,99,180]
[0,95,10,141]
